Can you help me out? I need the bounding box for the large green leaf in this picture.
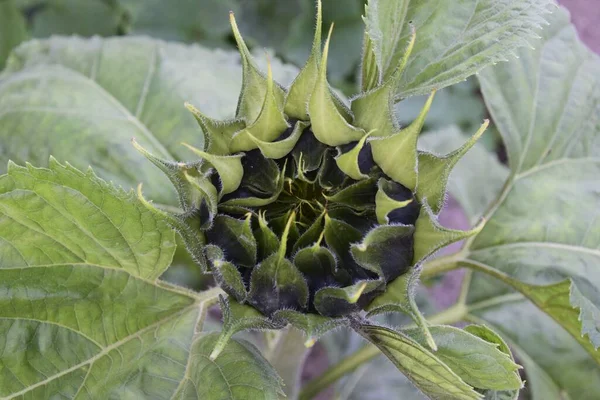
[0,36,298,205]
[465,288,600,400]
[403,325,522,392]
[354,323,523,400]
[0,0,27,70]
[362,0,553,97]
[173,333,284,399]
[0,160,282,399]
[465,6,600,354]
[21,0,125,38]
[120,0,239,46]
[0,159,176,279]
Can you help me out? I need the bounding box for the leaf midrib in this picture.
[470,242,600,258]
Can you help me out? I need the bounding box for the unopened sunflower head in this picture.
[135,1,486,354]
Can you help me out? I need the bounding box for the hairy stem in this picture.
[419,251,465,279]
[298,303,468,400]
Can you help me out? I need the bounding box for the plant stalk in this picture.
[419,251,465,279]
[298,303,468,400]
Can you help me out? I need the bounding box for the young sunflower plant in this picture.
[132,2,519,397]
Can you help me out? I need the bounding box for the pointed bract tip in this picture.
[210,330,234,361]
[425,332,438,351]
[473,217,487,233]
[209,347,222,361]
[229,12,245,48]
[314,230,325,247]
[469,119,490,144]
[184,101,196,112]
[304,337,317,348]
[327,23,335,42]
[265,53,273,81]
[278,211,297,259]
[181,142,203,157]
[349,282,368,304]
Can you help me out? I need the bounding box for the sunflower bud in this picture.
[136,1,486,356]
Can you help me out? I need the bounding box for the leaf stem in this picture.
[298,303,468,400]
[419,251,465,279]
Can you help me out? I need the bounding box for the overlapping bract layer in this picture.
[136,3,485,352]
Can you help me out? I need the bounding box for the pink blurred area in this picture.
[560,0,600,54]
[559,0,600,54]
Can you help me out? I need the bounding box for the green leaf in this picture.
[0,0,27,70]
[478,9,600,175]
[0,36,298,206]
[354,324,481,400]
[362,0,553,98]
[467,6,600,354]
[0,160,232,398]
[0,159,175,279]
[120,0,238,44]
[465,287,600,400]
[25,0,124,38]
[463,325,520,400]
[462,261,600,364]
[404,325,522,391]
[173,332,285,399]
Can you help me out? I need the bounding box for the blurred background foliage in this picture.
[0,0,496,149]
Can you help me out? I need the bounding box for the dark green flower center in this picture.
[273,178,326,226]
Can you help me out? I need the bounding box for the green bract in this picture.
[137,4,485,356]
